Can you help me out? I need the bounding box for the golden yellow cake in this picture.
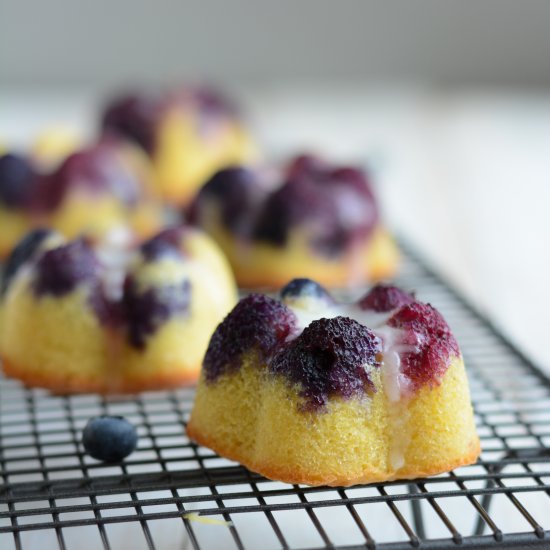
[188,154,399,289]
[187,280,480,486]
[0,139,163,259]
[101,87,256,207]
[0,226,237,393]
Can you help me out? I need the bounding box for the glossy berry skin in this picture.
[280,278,333,304]
[358,284,414,312]
[82,416,138,462]
[1,228,52,295]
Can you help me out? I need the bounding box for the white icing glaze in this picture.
[95,227,134,301]
[287,298,417,472]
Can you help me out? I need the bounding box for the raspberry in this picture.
[387,302,459,387]
[358,284,414,312]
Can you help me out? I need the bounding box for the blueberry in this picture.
[1,228,52,295]
[82,416,138,462]
[270,316,382,411]
[32,239,99,297]
[203,294,297,382]
[280,278,332,304]
[0,153,36,208]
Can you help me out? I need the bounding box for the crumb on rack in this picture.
[182,512,233,527]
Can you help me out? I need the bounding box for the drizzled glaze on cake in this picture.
[8,228,194,350]
[203,281,460,412]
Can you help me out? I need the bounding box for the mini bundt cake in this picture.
[102,87,256,207]
[0,139,163,258]
[187,280,480,486]
[0,226,237,393]
[188,154,399,289]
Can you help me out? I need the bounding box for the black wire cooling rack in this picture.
[1,245,550,550]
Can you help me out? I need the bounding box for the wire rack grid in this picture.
[0,244,549,550]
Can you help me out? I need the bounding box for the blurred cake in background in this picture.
[0,138,163,258]
[102,86,256,207]
[31,138,162,241]
[188,153,399,288]
[0,225,237,393]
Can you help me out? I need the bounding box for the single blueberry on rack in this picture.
[82,416,138,462]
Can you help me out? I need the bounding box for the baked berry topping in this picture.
[285,154,329,180]
[32,239,99,297]
[270,316,382,411]
[387,302,459,387]
[140,227,186,261]
[254,155,379,255]
[123,276,191,349]
[358,284,415,312]
[0,153,36,208]
[82,416,138,462]
[102,93,162,154]
[203,294,297,382]
[189,167,260,237]
[32,142,140,212]
[1,229,52,295]
[280,278,333,305]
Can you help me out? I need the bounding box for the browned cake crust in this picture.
[2,359,200,395]
[187,422,480,487]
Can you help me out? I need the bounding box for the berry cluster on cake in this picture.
[188,154,399,288]
[0,138,162,258]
